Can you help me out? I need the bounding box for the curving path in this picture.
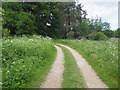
[40,45,64,88]
[58,44,108,88]
[40,44,108,88]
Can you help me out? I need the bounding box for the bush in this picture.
[2,28,10,37]
[94,32,108,40]
[66,31,74,39]
[86,32,94,40]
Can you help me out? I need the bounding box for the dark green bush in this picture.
[94,32,108,40]
[66,31,74,39]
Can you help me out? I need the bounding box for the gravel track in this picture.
[58,44,108,88]
[40,45,64,88]
[40,44,108,88]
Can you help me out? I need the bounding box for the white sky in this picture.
[78,0,119,30]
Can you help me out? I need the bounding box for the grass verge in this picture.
[59,45,87,88]
[26,47,57,88]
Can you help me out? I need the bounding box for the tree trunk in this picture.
[66,19,68,33]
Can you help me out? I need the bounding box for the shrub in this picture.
[66,31,74,39]
[94,32,108,40]
[2,28,10,37]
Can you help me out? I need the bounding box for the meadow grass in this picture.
[2,35,57,88]
[59,45,87,88]
[55,39,118,88]
[0,38,2,88]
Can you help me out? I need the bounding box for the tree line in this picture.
[1,2,120,39]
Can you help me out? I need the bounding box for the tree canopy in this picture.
[2,2,117,39]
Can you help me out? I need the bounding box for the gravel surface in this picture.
[40,45,64,88]
[58,44,108,88]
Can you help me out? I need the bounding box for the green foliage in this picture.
[2,2,61,38]
[3,10,19,34]
[0,7,2,19]
[0,32,1,88]
[72,17,109,39]
[58,2,87,38]
[86,32,94,40]
[94,18,103,32]
[0,8,2,38]
[79,19,89,37]
[55,39,118,88]
[60,46,86,88]
[66,31,74,39]
[94,32,108,40]
[103,30,114,38]
[2,35,56,88]
[2,2,114,39]
[16,12,37,35]
[102,22,110,31]
[2,28,10,37]
[114,28,120,38]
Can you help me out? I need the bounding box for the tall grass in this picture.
[2,35,57,88]
[55,39,118,88]
[0,38,2,88]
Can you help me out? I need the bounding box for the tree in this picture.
[94,17,103,32]
[76,4,87,24]
[114,28,120,38]
[79,19,89,37]
[58,2,87,39]
[16,12,37,35]
[102,22,110,31]
[2,2,62,38]
[103,30,114,38]
[2,2,112,40]
[58,2,76,33]
[2,2,23,35]
[0,7,2,37]
[3,10,19,35]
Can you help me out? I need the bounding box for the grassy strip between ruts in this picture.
[56,39,118,88]
[58,45,87,88]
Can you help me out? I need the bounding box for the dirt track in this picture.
[40,45,64,88]
[58,44,108,88]
[40,44,108,88]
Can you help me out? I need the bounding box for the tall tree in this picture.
[2,2,61,38]
[58,2,76,33]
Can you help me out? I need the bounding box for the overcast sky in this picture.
[78,0,119,30]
